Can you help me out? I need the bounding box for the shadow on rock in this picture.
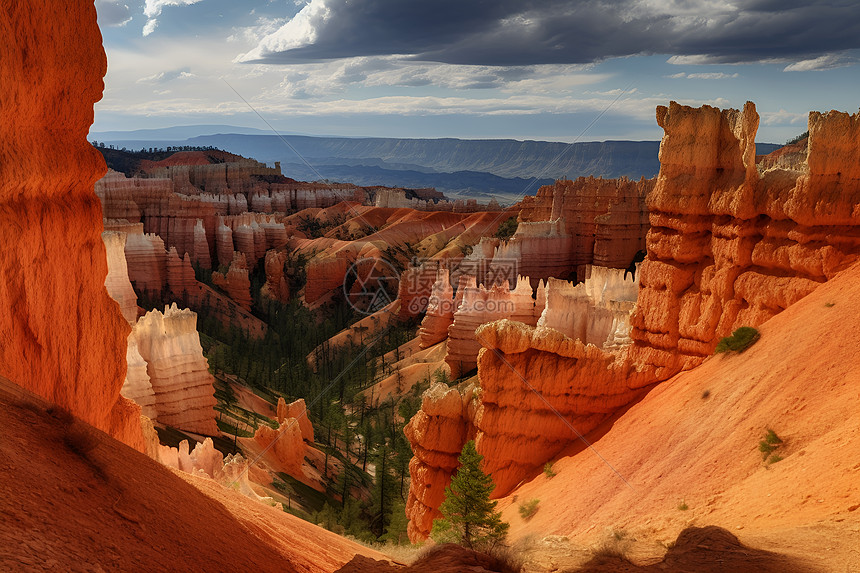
[576,525,816,573]
[336,543,519,573]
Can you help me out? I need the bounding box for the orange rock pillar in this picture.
[0,0,144,450]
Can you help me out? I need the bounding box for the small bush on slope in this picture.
[518,499,540,521]
[715,326,760,354]
[759,428,785,464]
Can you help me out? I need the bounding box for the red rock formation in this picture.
[631,101,860,376]
[212,251,253,311]
[215,215,235,268]
[445,276,540,377]
[305,254,352,304]
[122,333,157,419]
[295,207,511,304]
[405,102,860,542]
[398,263,440,318]
[115,222,168,295]
[192,218,212,269]
[514,176,653,280]
[418,268,456,347]
[167,246,198,301]
[262,250,290,303]
[276,397,315,443]
[131,304,219,434]
[0,1,144,450]
[403,382,478,541]
[253,417,306,476]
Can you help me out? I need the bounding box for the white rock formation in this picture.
[122,333,157,418]
[102,231,138,323]
[132,304,219,434]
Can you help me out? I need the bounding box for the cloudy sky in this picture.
[93,0,860,143]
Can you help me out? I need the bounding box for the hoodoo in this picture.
[0,0,144,450]
[404,101,860,541]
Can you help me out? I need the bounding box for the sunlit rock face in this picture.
[103,231,139,324]
[509,176,653,283]
[404,382,478,541]
[0,0,144,450]
[404,102,860,542]
[444,276,542,378]
[130,304,218,435]
[418,268,456,348]
[630,101,860,376]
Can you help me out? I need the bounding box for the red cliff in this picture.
[0,0,143,450]
[404,102,860,542]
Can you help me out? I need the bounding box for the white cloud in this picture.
[143,19,158,36]
[783,54,852,72]
[95,0,132,27]
[761,109,808,126]
[667,71,738,79]
[236,0,332,62]
[143,0,206,36]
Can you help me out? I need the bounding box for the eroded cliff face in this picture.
[513,176,653,279]
[630,102,860,376]
[131,304,219,435]
[406,267,642,540]
[0,1,143,450]
[404,102,860,542]
[403,382,479,541]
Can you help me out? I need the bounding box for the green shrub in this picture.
[785,131,809,145]
[494,217,518,241]
[518,499,540,521]
[715,326,760,354]
[759,429,784,463]
[677,500,689,511]
[543,462,556,479]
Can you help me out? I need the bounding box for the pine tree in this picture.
[431,440,509,550]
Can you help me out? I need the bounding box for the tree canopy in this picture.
[431,440,509,550]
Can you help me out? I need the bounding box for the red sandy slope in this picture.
[0,382,387,573]
[498,260,860,571]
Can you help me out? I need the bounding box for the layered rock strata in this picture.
[212,252,253,311]
[405,102,860,542]
[403,382,479,541]
[122,334,157,419]
[518,176,653,272]
[103,231,139,323]
[418,268,456,347]
[131,304,218,434]
[630,101,860,376]
[0,1,144,450]
[444,276,541,377]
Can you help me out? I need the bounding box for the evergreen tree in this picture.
[431,441,509,550]
[381,500,410,545]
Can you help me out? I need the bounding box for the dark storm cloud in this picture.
[243,0,860,66]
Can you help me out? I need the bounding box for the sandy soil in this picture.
[0,383,388,573]
[494,261,860,572]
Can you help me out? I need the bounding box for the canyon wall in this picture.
[404,102,860,541]
[0,1,144,450]
[630,101,860,376]
[406,267,642,539]
[513,176,653,280]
